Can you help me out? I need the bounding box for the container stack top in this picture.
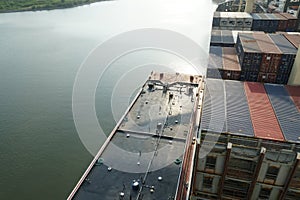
[238,32,262,53]
[244,82,284,141]
[269,34,298,54]
[283,33,300,49]
[280,12,297,20]
[222,47,241,71]
[221,30,235,44]
[252,32,281,54]
[202,79,300,143]
[211,30,222,44]
[265,13,274,20]
[208,46,223,69]
[225,80,254,136]
[214,11,220,18]
[265,84,300,143]
[251,13,262,20]
[201,79,226,133]
[273,13,288,21]
[258,13,269,20]
[240,12,252,19]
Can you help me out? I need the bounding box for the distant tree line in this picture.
[0,0,108,13]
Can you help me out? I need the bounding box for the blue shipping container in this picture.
[201,79,226,133]
[264,84,300,143]
[225,80,254,136]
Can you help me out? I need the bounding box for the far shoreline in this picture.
[0,0,111,14]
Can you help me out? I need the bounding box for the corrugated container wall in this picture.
[210,30,234,47]
[276,73,290,84]
[280,13,297,32]
[251,13,277,33]
[269,34,297,84]
[242,12,253,28]
[200,79,226,132]
[213,11,220,27]
[227,12,237,27]
[222,30,235,46]
[251,13,293,32]
[213,12,253,30]
[225,80,254,136]
[220,12,229,27]
[210,30,222,46]
[240,71,258,81]
[251,13,262,31]
[257,72,277,83]
[265,13,279,32]
[253,32,282,74]
[236,33,262,74]
[264,84,300,143]
[283,34,300,49]
[273,13,288,31]
[244,82,284,141]
[207,46,223,79]
[222,47,241,80]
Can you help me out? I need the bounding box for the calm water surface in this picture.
[0,0,217,199]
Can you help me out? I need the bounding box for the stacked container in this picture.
[212,12,253,31]
[213,12,297,33]
[283,33,300,49]
[219,12,230,29]
[265,84,300,142]
[242,12,253,31]
[251,13,276,33]
[265,13,280,32]
[200,79,226,133]
[207,46,223,79]
[222,47,241,80]
[235,32,298,83]
[269,34,297,84]
[221,30,235,46]
[251,13,297,32]
[210,30,235,47]
[280,13,298,32]
[253,32,282,83]
[244,82,284,141]
[236,32,261,81]
[210,30,222,46]
[213,12,220,27]
[202,79,300,143]
[224,80,254,136]
[251,13,268,32]
[273,13,288,31]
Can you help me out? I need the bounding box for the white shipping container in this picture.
[227,12,237,27]
[244,18,253,28]
[242,12,253,28]
[220,12,229,27]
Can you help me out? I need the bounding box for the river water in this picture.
[0,0,217,199]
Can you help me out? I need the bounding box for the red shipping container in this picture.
[286,85,300,112]
[244,82,284,141]
[253,33,282,73]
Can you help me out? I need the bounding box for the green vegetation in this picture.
[0,0,107,13]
